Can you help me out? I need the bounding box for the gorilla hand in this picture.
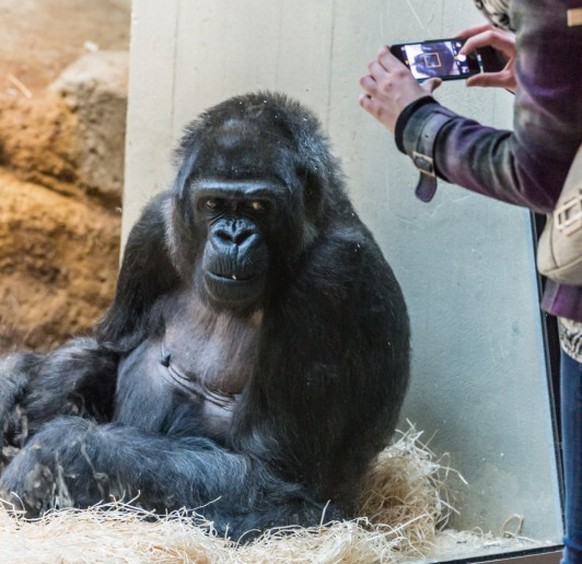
[0,417,107,516]
[0,353,42,466]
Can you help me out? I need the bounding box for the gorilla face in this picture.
[194,179,274,312]
[166,95,336,319]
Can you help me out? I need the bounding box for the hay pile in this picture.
[0,424,515,563]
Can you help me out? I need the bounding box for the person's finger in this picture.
[377,44,390,58]
[457,22,495,39]
[460,30,515,58]
[378,45,411,73]
[462,33,513,58]
[465,71,512,89]
[368,60,390,82]
[358,93,380,119]
[359,74,378,96]
[358,92,372,110]
[421,77,442,93]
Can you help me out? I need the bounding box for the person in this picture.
[358,1,582,562]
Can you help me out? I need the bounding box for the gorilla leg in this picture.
[0,416,338,539]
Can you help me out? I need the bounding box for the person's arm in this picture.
[360,0,582,213]
[358,45,441,134]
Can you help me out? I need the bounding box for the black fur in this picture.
[0,92,410,540]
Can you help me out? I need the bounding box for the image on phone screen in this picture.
[393,39,477,80]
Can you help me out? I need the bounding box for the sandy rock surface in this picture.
[0,0,130,351]
[0,169,120,350]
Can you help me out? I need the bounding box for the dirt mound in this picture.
[0,0,130,351]
[0,170,120,350]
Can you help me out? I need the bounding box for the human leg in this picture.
[560,348,582,564]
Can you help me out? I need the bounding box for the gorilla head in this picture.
[167,93,345,314]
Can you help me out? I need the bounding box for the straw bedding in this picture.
[0,424,533,563]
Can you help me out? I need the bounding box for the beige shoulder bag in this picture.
[537,144,582,285]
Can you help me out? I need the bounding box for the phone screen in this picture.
[390,38,480,81]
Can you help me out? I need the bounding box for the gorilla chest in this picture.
[115,299,261,439]
[161,306,261,401]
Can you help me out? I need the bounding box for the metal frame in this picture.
[433,547,562,564]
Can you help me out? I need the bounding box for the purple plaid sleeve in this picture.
[395,0,582,320]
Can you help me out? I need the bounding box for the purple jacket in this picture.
[395,0,582,321]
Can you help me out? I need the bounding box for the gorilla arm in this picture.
[0,415,337,539]
[234,225,410,513]
[0,339,118,458]
[96,191,181,351]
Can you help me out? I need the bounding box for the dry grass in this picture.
[0,424,534,563]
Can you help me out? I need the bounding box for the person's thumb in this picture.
[422,77,442,94]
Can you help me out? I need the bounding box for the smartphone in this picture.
[389,37,504,81]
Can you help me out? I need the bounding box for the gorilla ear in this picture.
[298,166,325,222]
[288,102,347,221]
[295,134,346,224]
[171,135,201,219]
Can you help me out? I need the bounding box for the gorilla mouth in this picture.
[208,271,255,283]
[204,270,265,310]
[204,270,265,307]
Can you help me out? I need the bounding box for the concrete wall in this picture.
[123,0,563,556]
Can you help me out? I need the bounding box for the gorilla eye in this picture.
[249,200,267,213]
[204,198,220,210]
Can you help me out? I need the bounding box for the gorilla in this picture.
[0,92,410,540]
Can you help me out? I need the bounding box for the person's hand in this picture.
[458,23,517,91]
[359,45,441,133]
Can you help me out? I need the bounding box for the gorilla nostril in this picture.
[234,230,254,246]
[215,228,234,243]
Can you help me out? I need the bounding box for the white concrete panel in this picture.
[123,0,563,555]
[171,0,335,136]
[122,0,179,242]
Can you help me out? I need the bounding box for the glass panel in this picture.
[383,194,563,562]
[123,1,564,560]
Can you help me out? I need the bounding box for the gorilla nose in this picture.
[212,229,261,257]
[215,226,254,246]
